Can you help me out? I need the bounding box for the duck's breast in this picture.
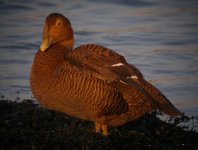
[30,58,128,121]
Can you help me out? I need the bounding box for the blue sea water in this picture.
[0,0,197,117]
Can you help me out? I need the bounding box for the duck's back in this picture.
[69,44,145,84]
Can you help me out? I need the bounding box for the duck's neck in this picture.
[36,39,74,66]
[57,37,74,51]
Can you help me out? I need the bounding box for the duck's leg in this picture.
[94,122,108,136]
[101,124,108,136]
[95,122,101,133]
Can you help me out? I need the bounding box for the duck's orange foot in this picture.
[94,122,108,136]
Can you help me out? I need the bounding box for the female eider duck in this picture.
[30,13,181,136]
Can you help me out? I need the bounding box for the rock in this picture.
[0,100,197,150]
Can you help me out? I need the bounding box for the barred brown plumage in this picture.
[30,13,181,136]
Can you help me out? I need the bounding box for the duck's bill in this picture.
[40,37,51,52]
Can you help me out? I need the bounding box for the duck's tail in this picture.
[142,81,182,117]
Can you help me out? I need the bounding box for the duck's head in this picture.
[40,13,74,52]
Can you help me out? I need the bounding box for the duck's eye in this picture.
[56,21,61,26]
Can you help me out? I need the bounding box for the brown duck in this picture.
[30,13,181,136]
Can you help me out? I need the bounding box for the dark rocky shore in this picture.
[0,99,197,150]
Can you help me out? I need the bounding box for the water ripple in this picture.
[0,0,197,116]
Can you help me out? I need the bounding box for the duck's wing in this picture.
[69,44,181,117]
[67,44,158,112]
[69,44,145,85]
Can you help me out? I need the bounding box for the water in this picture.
[0,0,197,116]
